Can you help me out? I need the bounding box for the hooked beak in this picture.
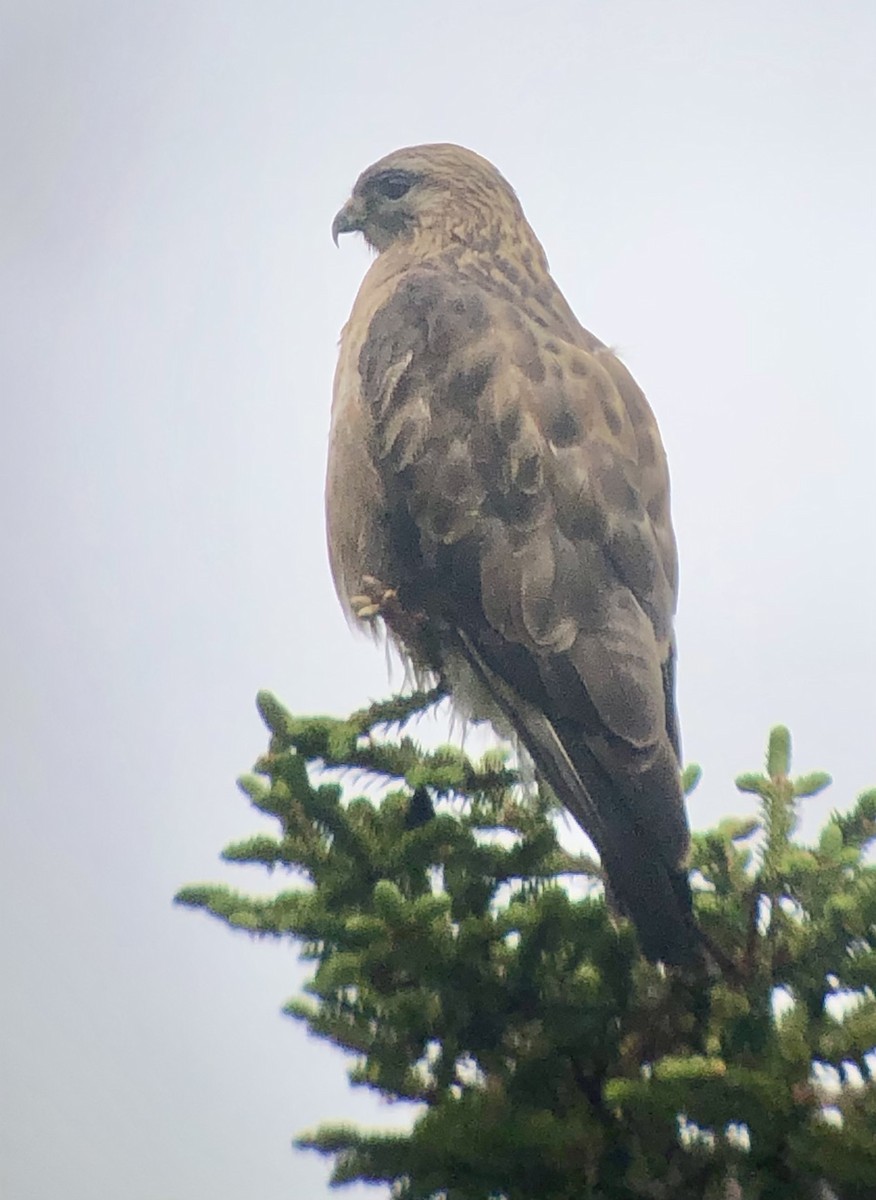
[332,197,366,246]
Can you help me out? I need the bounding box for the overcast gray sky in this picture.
[2,2,875,1197]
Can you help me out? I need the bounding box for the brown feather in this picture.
[326,144,697,965]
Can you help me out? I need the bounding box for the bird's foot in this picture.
[350,576,430,652]
[350,575,400,622]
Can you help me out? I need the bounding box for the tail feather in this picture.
[454,630,699,967]
[523,712,699,967]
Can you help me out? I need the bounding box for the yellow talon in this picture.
[353,602,382,619]
[351,576,398,622]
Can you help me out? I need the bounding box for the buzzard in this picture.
[327,144,697,966]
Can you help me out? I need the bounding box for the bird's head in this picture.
[332,143,547,263]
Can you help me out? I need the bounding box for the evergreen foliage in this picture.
[177,690,876,1199]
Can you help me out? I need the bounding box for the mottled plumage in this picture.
[327,144,697,965]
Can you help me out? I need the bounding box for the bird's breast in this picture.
[326,272,405,621]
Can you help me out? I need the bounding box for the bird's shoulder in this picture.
[353,254,669,496]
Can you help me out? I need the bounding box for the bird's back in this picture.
[327,145,697,965]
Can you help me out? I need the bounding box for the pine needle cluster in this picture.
[177,692,876,1199]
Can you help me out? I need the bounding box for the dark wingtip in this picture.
[638,923,703,969]
[608,859,702,969]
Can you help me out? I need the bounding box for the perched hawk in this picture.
[327,144,697,966]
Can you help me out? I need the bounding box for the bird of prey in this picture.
[327,144,698,966]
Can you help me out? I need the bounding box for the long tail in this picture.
[455,631,700,967]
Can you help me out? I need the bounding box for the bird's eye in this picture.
[372,171,415,201]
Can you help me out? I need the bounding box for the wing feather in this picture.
[352,263,696,964]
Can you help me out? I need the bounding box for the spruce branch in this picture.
[177,697,876,1198]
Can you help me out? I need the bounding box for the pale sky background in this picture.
[2,2,875,1198]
